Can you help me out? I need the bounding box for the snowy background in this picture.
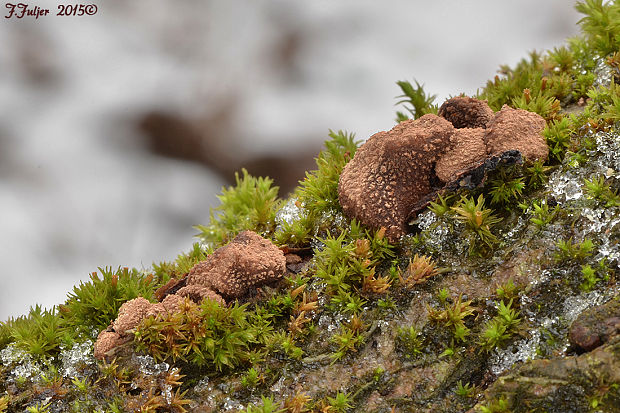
[0,1,580,319]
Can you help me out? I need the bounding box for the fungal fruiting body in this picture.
[94,230,286,359]
[338,97,548,242]
[186,230,286,299]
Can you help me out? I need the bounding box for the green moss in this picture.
[275,130,358,247]
[576,0,620,56]
[0,321,11,349]
[396,326,423,358]
[555,237,595,262]
[313,222,394,305]
[478,395,510,413]
[428,193,454,217]
[451,194,503,253]
[244,396,285,413]
[511,88,561,120]
[1,266,158,360]
[428,294,476,345]
[195,168,281,246]
[2,305,68,358]
[62,266,155,337]
[478,300,521,352]
[496,279,518,302]
[134,299,267,371]
[455,380,476,399]
[476,0,620,129]
[25,401,51,413]
[478,51,546,111]
[584,175,620,206]
[522,198,559,230]
[585,80,620,123]
[326,391,354,413]
[488,170,525,206]
[543,117,574,163]
[395,79,438,121]
[329,323,365,363]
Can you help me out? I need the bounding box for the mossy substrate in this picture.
[2,1,620,412]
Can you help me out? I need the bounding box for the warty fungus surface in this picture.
[338,97,548,242]
[94,230,286,359]
[438,96,495,129]
[187,230,286,299]
[484,105,549,161]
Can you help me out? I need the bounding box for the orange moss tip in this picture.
[400,254,439,287]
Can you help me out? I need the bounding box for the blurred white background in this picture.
[0,1,580,320]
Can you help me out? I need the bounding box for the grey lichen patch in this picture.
[59,339,96,379]
[0,344,44,383]
[338,97,548,241]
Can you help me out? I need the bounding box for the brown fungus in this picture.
[111,297,153,334]
[338,97,548,242]
[338,114,455,242]
[175,284,226,306]
[435,127,487,183]
[186,230,286,299]
[94,231,285,360]
[485,105,548,161]
[93,330,129,360]
[438,96,495,129]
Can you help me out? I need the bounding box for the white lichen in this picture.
[59,339,96,379]
[413,210,437,231]
[549,170,584,203]
[0,344,43,382]
[134,354,169,377]
[275,197,304,230]
[563,289,614,323]
[489,330,541,376]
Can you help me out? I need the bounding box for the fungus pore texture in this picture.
[338,97,548,241]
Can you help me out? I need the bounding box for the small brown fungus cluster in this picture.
[338,97,548,242]
[186,230,286,299]
[94,230,286,359]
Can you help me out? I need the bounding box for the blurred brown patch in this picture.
[138,110,318,194]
